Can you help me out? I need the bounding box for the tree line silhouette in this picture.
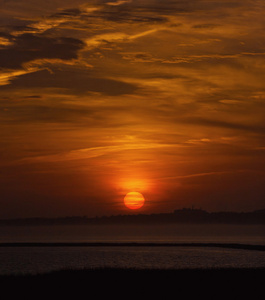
[0,207,264,225]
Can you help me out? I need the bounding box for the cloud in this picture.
[159,170,247,181]
[0,68,38,86]
[0,96,139,127]
[0,68,138,95]
[182,117,265,134]
[18,142,173,164]
[219,100,244,104]
[106,0,132,6]
[0,33,84,69]
[84,27,161,49]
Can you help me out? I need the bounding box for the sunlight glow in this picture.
[124,192,145,209]
[119,178,149,192]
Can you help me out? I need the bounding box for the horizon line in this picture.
[0,207,264,221]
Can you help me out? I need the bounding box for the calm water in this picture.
[0,224,264,274]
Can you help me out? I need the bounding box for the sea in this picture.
[0,224,264,275]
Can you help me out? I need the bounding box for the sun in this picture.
[124,191,145,210]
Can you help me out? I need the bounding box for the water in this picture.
[1,224,264,244]
[0,224,264,275]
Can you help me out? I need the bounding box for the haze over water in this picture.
[1,224,265,244]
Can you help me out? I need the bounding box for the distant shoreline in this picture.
[1,208,264,225]
[0,242,264,251]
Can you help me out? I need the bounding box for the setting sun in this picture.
[124,192,145,210]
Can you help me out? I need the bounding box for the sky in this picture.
[0,0,265,218]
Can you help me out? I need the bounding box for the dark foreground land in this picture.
[1,242,265,251]
[1,268,264,299]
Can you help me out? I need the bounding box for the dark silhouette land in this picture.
[0,267,264,299]
[0,242,264,251]
[1,207,264,225]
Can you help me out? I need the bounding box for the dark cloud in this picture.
[1,69,138,96]
[23,95,42,99]
[0,32,12,39]
[192,23,219,29]
[0,94,134,125]
[0,33,84,69]
[183,117,265,134]
[23,2,169,28]
[96,7,168,23]
[102,0,242,15]
[51,8,82,18]
[0,101,95,124]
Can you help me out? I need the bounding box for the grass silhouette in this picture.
[1,267,264,298]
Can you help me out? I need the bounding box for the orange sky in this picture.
[0,0,265,218]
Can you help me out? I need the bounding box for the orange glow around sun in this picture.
[124,191,145,210]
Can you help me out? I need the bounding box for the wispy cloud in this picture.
[158,170,248,181]
[18,142,175,164]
